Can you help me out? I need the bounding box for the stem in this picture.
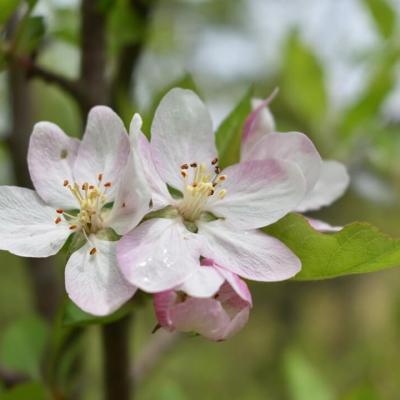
[102,316,132,400]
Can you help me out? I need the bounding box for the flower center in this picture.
[177,158,227,222]
[54,173,112,255]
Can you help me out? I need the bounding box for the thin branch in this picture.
[132,331,181,384]
[102,316,132,400]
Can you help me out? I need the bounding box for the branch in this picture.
[80,0,108,113]
[132,330,181,384]
[102,316,132,400]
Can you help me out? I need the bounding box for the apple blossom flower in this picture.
[241,98,350,231]
[153,259,252,341]
[117,88,308,297]
[0,106,150,316]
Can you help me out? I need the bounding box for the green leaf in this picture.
[339,48,398,138]
[0,383,48,400]
[340,384,380,400]
[283,349,335,400]
[16,15,45,54]
[281,31,327,129]
[0,0,22,26]
[141,74,198,136]
[362,0,396,39]
[215,86,253,169]
[62,298,133,327]
[264,213,400,280]
[0,316,48,378]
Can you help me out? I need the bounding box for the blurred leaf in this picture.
[339,48,399,138]
[141,74,198,136]
[17,15,45,54]
[283,349,335,400]
[362,0,396,39]
[0,316,48,378]
[264,213,400,280]
[281,31,327,130]
[52,8,79,45]
[108,0,144,52]
[340,384,380,400]
[215,86,253,169]
[0,382,48,400]
[62,299,132,327]
[0,0,22,26]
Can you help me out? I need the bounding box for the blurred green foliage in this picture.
[1,0,400,399]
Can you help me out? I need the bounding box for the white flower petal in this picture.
[117,218,201,292]
[296,160,350,212]
[0,186,70,257]
[177,266,225,298]
[241,98,276,159]
[242,132,322,192]
[28,122,80,209]
[73,106,130,199]
[306,217,342,232]
[129,116,172,210]
[151,88,217,191]
[108,147,151,235]
[207,159,306,230]
[199,220,301,282]
[65,238,136,316]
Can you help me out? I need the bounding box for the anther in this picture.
[181,170,188,178]
[180,163,189,170]
[89,185,94,190]
[219,189,227,199]
[63,180,69,187]
[190,162,198,168]
[214,167,221,174]
[90,247,97,256]
[54,217,62,224]
[211,158,218,165]
[104,182,112,188]
[218,175,227,182]
[56,209,64,214]
[82,183,88,191]
[69,225,78,230]
[98,174,103,182]
[208,189,215,196]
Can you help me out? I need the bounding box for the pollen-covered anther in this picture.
[55,217,62,224]
[69,224,78,230]
[217,175,227,182]
[104,182,112,188]
[63,180,69,187]
[97,173,103,182]
[181,169,188,178]
[190,162,198,168]
[211,157,218,165]
[56,209,64,214]
[89,247,97,256]
[180,163,189,170]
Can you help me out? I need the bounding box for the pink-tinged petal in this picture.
[129,116,172,210]
[65,237,136,316]
[117,218,201,292]
[214,266,252,305]
[295,160,350,212]
[28,122,80,209]
[242,132,322,192]
[242,98,276,159]
[151,88,217,191]
[207,159,306,230]
[153,291,177,329]
[177,266,225,298]
[108,146,151,235]
[199,220,301,282]
[306,217,342,232]
[73,106,130,199]
[170,297,231,341]
[0,186,70,257]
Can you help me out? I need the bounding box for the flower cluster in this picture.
[0,88,349,341]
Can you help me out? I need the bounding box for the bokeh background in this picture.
[1,0,400,399]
